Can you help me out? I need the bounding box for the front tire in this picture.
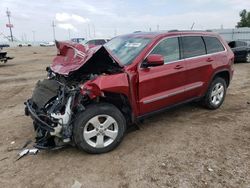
[202,77,227,110]
[73,103,126,154]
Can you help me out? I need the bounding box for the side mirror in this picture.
[142,54,164,68]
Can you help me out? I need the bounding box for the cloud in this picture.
[71,14,90,23]
[58,23,78,32]
[56,13,90,23]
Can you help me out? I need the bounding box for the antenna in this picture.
[6,8,14,42]
[190,22,195,30]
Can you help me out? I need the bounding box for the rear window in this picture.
[95,40,106,45]
[181,36,206,58]
[236,41,247,47]
[203,36,225,54]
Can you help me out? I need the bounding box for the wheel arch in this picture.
[99,92,133,125]
[211,70,231,87]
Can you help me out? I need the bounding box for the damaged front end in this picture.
[25,79,86,149]
[24,41,127,149]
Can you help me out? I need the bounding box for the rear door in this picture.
[180,36,209,99]
[138,37,187,114]
[181,35,226,99]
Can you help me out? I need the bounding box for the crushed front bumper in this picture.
[25,99,55,132]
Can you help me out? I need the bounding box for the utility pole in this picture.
[157,24,159,31]
[32,30,36,44]
[6,8,14,42]
[93,24,96,38]
[88,24,91,39]
[52,21,56,41]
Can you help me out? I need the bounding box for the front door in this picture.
[138,37,187,115]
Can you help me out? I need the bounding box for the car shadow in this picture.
[126,101,203,134]
[0,63,16,68]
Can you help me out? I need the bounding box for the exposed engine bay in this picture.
[24,41,126,149]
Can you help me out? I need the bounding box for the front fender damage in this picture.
[81,73,130,99]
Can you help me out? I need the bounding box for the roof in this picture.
[121,30,218,39]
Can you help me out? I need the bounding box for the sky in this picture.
[0,0,250,42]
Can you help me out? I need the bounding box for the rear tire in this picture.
[202,77,227,110]
[73,103,126,154]
[246,52,250,63]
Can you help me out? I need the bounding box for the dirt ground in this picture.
[0,47,249,188]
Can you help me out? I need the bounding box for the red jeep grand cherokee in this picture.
[25,30,234,153]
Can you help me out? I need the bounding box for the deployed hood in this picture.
[51,41,123,76]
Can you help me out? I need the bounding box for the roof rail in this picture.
[168,29,179,32]
[168,29,213,32]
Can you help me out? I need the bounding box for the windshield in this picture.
[104,36,152,65]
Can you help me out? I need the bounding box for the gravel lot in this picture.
[0,47,249,188]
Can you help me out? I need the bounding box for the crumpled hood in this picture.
[51,41,122,75]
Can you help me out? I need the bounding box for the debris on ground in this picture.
[71,180,82,188]
[17,149,29,161]
[16,148,39,161]
[207,167,214,172]
[10,141,15,145]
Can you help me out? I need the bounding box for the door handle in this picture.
[206,58,214,62]
[174,65,184,70]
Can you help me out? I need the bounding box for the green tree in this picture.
[236,9,250,28]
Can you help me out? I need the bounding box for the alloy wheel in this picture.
[246,53,250,63]
[83,115,118,148]
[210,83,225,106]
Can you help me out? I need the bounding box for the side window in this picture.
[150,37,180,63]
[236,41,246,47]
[86,40,93,45]
[181,36,206,58]
[203,36,225,54]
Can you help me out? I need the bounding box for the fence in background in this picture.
[213,27,250,42]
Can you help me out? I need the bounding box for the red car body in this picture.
[52,31,234,118]
[25,31,234,152]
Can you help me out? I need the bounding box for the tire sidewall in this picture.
[246,52,250,63]
[73,103,126,154]
[206,77,227,109]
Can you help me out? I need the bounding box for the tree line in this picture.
[236,9,250,28]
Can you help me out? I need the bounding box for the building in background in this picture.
[213,27,250,42]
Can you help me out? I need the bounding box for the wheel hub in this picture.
[83,115,119,148]
[211,83,225,106]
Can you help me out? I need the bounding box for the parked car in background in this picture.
[71,38,85,43]
[25,31,234,154]
[228,40,250,63]
[0,50,13,63]
[83,38,109,48]
[0,43,10,49]
[18,43,32,47]
[40,42,55,47]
